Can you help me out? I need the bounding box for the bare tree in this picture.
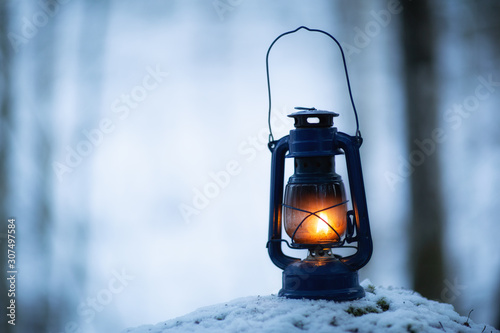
[24,0,60,330]
[401,0,445,300]
[475,1,500,327]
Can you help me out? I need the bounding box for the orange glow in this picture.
[316,212,330,234]
[283,183,348,245]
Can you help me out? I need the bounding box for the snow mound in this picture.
[124,280,499,333]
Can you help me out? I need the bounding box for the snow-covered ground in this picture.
[124,280,499,333]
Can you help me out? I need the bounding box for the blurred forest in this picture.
[1,0,500,332]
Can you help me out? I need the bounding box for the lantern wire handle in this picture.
[266,26,362,150]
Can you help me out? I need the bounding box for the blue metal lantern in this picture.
[266,27,373,301]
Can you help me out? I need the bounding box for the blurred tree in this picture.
[26,0,59,331]
[0,1,14,332]
[470,1,500,327]
[52,1,111,331]
[72,0,111,315]
[475,1,500,327]
[496,277,500,329]
[401,0,445,300]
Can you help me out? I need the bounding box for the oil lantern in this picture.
[266,27,373,301]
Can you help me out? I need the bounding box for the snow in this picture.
[123,280,498,333]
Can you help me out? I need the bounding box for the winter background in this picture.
[1,0,499,332]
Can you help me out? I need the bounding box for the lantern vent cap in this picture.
[289,107,339,128]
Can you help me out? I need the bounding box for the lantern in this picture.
[266,27,373,301]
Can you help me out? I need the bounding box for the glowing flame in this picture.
[316,212,330,234]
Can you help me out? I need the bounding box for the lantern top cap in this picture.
[289,107,339,128]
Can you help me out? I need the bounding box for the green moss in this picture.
[293,320,305,330]
[376,297,390,312]
[346,305,380,317]
[406,324,417,333]
[366,284,376,294]
[214,313,226,321]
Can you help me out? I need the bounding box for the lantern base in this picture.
[278,259,364,301]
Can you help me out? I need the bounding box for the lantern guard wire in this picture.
[283,200,349,244]
[266,26,362,150]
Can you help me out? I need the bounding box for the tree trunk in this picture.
[476,1,500,327]
[27,0,59,330]
[401,0,445,300]
[476,1,500,326]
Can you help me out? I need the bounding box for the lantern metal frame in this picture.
[265,27,373,301]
